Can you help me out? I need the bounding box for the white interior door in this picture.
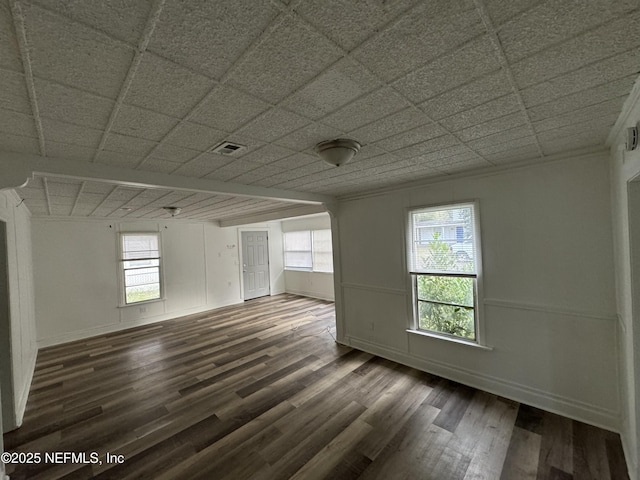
[242,231,270,300]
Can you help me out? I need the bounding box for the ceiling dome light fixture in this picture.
[163,206,182,217]
[314,138,361,167]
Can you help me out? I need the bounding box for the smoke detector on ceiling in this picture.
[211,141,246,156]
[626,124,639,151]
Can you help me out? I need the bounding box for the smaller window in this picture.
[408,203,481,341]
[284,229,333,273]
[120,233,162,305]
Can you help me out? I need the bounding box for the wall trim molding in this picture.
[36,300,242,348]
[483,298,617,322]
[621,431,638,480]
[15,348,37,428]
[341,282,407,296]
[285,288,334,302]
[341,336,620,432]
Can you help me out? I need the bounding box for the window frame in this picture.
[406,201,485,346]
[283,229,334,273]
[118,232,164,307]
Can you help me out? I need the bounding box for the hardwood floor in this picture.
[3,294,629,479]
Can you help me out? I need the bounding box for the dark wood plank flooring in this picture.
[3,294,629,479]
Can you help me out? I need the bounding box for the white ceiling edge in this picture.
[0,151,334,205]
[337,145,610,203]
[607,74,640,147]
[219,204,327,227]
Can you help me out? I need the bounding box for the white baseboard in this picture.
[285,288,335,302]
[37,300,243,348]
[342,336,620,432]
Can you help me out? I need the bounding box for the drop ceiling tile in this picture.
[296,0,414,51]
[0,70,30,114]
[111,104,178,141]
[482,0,542,26]
[150,143,199,163]
[190,85,270,133]
[426,151,487,169]
[536,113,621,142]
[498,0,637,63]
[419,70,513,120]
[393,134,460,159]
[393,36,501,104]
[274,123,343,151]
[374,123,448,152]
[24,3,134,98]
[539,128,609,155]
[322,87,410,133]
[17,184,46,201]
[103,132,156,156]
[46,181,80,197]
[170,154,231,178]
[82,181,115,194]
[280,57,381,120]
[511,11,640,89]
[148,0,278,80]
[45,141,96,161]
[348,108,433,144]
[239,144,296,165]
[41,118,102,147]
[139,157,183,174]
[456,111,528,142]
[520,49,640,107]
[229,164,287,184]
[0,0,22,72]
[34,78,114,129]
[227,15,343,103]
[236,108,310,143]
[528,75,637,121]
[532,97,626,133]
[483,144,541,165]
[269,153,317,171]
[0,132,40,155]
[125,53,215,118]
[25,204,49,216]
[166,122,225,151]
[466,124,533,151]
[204,159,265,182]
[351,144,389,163]
[0,109,36,138]
[353,0,484,82]
[475,135,538,156]
[439,158,491,173]
[94,149,146,169]
[31,0,153,45]
[439,94,522,132]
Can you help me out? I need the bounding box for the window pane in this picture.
[125,284,160,303]
[418,301,475,340]
[312,230,333,272]
[124,266,160,287]
[410,204,476,274]
[284,231,311,251]
[123,258,160,269]
[122,234,159,259]
[416,275,473,307]
[284,251,312,269]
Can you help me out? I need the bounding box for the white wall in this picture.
[32,218,284,347]
[0,190,37,431]
[334,153,620,430]
[281,214,335,301]
[610,82,640,480]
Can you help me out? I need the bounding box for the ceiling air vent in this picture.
[211,141,246,156]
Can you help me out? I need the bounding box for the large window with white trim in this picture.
[408,203,481,341]
[284,229,333,273]
[120,233,162,305]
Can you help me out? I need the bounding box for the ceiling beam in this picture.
[219,204,328,227]
[0,151,334,205]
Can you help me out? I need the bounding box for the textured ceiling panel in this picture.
[0,69,30,114]
[148,0,278,80]
[2,0,640,221]
[23,3,134,98]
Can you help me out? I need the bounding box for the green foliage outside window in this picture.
[416,233,475,340]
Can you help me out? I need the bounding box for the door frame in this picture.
[238,227,271,301]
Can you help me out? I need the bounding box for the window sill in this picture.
[406,329,493,351]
